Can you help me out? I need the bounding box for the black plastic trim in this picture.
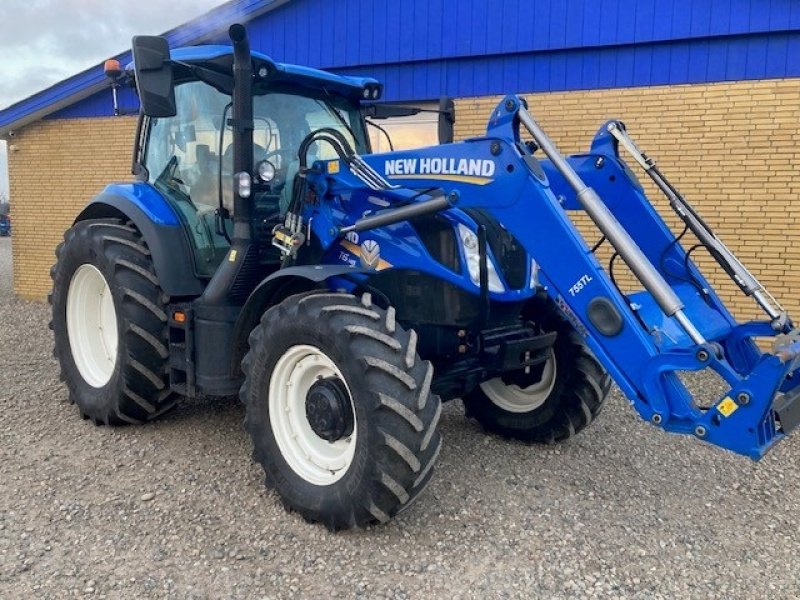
[587,296,624,337]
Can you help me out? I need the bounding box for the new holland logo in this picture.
[339,238,392,270]
[383,157,496,185]
[359,240,381,269]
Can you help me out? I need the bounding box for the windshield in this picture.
[144,80,366,277]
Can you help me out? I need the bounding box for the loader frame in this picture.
[501,97,800,458]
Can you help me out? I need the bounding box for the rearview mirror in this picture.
[131,36,176,117]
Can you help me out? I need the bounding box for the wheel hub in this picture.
[305,377,354,442]
[479,351,557,413]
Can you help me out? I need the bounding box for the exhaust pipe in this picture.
[200,24,255,306]
[229,23,254,227]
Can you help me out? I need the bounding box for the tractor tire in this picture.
[463,295,611,443]
[49,218,176,425]
[241,292,442,529]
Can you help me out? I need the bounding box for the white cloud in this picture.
[0,0,229,195]
[0,0,228,109]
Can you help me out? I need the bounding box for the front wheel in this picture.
[241,292,442,529]
[464,296,611,443]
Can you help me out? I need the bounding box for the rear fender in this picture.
[74,183,205,297]
[230,265,372,375]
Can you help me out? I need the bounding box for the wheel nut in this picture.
[694,425,707,438]
[651,414,663,425]
[736,392,750,405]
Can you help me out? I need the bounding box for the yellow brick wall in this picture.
[455,78,800,323]
[7,78,800,319]
[7,117,137,299]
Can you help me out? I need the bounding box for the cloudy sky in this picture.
[0,0,229,198]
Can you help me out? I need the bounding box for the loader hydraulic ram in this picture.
[318,95,800,460]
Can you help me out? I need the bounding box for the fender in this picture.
[75,183,205,297]
[230,264,372,375]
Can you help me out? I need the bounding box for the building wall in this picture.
[455,77,800,322]
[8,116,137,299]
[7,78,800,322]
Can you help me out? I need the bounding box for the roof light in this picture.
[103,59,122,80]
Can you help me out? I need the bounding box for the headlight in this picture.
[256,159,276,183]
[457,223,505,292]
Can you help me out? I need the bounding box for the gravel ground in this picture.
[1,234,799,599]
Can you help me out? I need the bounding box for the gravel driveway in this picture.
[1,235,799,599]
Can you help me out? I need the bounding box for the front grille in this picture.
[412,215,461,274]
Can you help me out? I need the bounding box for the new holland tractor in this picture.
[50,25,800,529]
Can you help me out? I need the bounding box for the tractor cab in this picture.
[131,44,374,277]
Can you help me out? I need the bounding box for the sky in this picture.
[0,0,229,199]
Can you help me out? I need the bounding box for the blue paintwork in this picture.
[92,183,180,227]
[299,95,799,460]
[2,0,799,128]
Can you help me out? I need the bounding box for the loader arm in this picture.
[297,94,799,460]
[486,96,800,459]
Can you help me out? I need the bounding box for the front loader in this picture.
[50,25,800,529]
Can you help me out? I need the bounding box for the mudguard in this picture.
[230,264,372,375]
[74,183,205,297]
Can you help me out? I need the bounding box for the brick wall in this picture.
[7,78,800,317]
[7,117,137,299]
[455,78,800,323]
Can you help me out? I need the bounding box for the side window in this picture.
[144,81,232,278]
[367,103,439,152]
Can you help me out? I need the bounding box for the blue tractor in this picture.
[50,26,800,529]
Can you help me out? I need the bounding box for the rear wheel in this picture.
[50,218,176,425]
[464,296,610,443]
[242,292,442,529]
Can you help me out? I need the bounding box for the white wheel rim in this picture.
[269,344,357,485]
[479,351,557,413]
[66,264,118,388]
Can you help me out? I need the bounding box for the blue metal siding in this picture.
[7,0,799,125]
[238,0,798,66]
